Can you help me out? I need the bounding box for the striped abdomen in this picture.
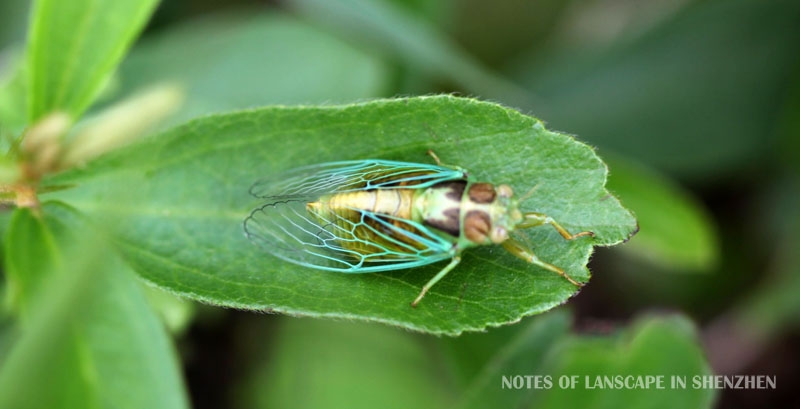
[307,189,433,259]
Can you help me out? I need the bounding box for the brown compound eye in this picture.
[464,210,491,243]
[468,183,496,204]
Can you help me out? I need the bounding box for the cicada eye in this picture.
[464,210,491,244]
[497,184,513,199]
[467,183,496,204]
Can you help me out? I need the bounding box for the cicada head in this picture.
[462,183,523,246]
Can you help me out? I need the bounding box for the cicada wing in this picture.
[248,160,466,199]
[244,197,353,270]
[244,199,453,272]
[244,160,464,272]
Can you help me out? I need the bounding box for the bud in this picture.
[61,83,184,168]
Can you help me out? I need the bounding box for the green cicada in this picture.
[244,152,594,307]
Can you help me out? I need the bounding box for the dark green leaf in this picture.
[27,0,159,120]
[452,311,571,409]
[290,0,533,106]
[512,0,800,178]
[0,204,189,409]
[0,0,28,49]
[46,96,637,335]
[736,178,800,336]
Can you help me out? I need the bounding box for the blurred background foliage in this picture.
[1,0,798,408]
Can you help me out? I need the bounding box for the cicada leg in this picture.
[502,238,584,287]
[426,149,444,166]
[519,212,595,240]
[426,150,468,175]
[411,255,461,307]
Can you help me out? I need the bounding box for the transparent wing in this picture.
[243,160,465,272]
[249,160,466,198]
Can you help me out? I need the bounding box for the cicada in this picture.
[244,152,594,307]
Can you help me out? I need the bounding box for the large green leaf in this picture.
[45,96,637,334]
[26,0,159,121]
[0,205,189,409]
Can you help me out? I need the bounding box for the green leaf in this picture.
[239,312,714,409]
[0,0,29,49]
[736,177,800,337]
[46,96,637,335]
[512,0,800,178]
[534,315,716,409]
[0,204,189,409]
[240,318,452,409]
[451,311,571,409]
[290,0,534,106]
[0,52,28,136]
[605,156,718,271]
[3,206,63,317]
[116,12,389,126]
[26,0,159,121]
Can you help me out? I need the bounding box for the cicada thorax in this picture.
[418,180,521,249]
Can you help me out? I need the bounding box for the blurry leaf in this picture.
[436,314,559,390]
[290,0,534,106]
[512,0,800,178]
[605,155,718,271]
[0,0,28,49]
[26,0,159,121]
[241,319,452,409]
[452,311,571,409]
[3,206,63,318]
[450,0,570,67]
[117,12,388,126]
[143,286,196,335]
[534,315,715,409]
[776,67,800,171]
[737,177,800,336]
[0,52,27,135]
[46,96,636,335]
[0,204,189,409]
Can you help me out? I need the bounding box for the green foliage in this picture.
[27,0,159,120]
[511,0,800,177]
[605,156,718,271]
[242,318,453,409]
[116,12,389,126]
[533,315,715,409]
[239,313,713,409]
[3,0,796,406]
[46,96,636,334]
[0,205,188,409]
